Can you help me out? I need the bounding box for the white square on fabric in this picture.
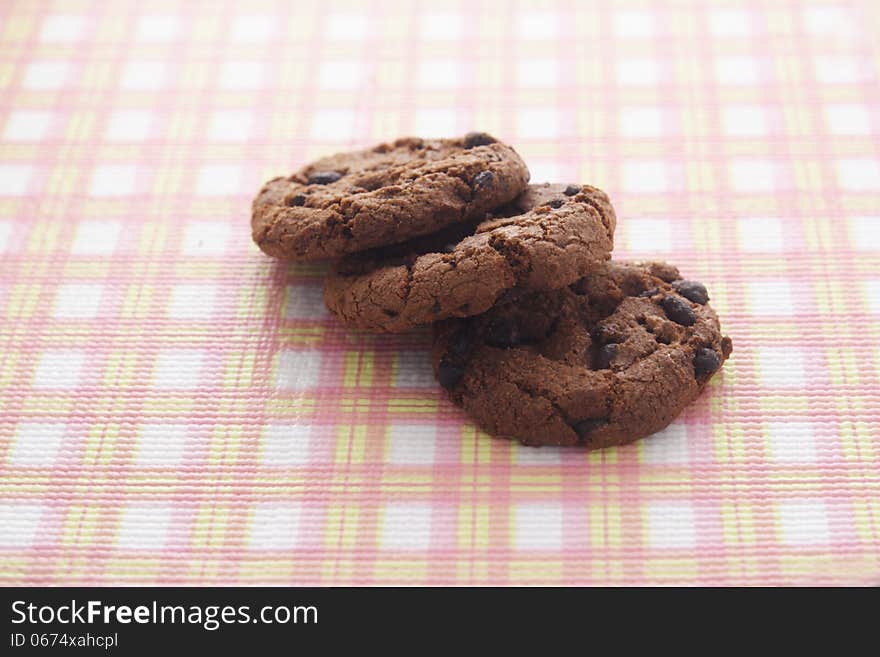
[0,504,44,547]
[261,424,312,466]
[167,284,217,319]
[738,218,783,252]
[3,111,53,141]
[626,218,671,252]
[730,160,776,192]
[835,159,880,191]
[709,9,751,37]
[863,280,880,314]
[417,59,459,88]
[116,504,172,549]
[723,105,768,136]
[182,221,230,256]
[647,502,696,548]
[285,285,328,319]
[0,165,33,196]
[516,11,558,40]
[381,503,432,549]
[33,349,85,389]
[89,165,136,196]
[414,109,457,138]
[765,422,817,463]
[746,280,795,316]
[804,7,854,37]
[121,61,166,91]
[10,423,65,466]
[514,503,563,549]
[276,351,322,390]
[815,56,861,84]
[642,423,689,464]
[105,110,153,142]
[23,61,70,89]
[847,217,880,251]
[72,220,121,256]
[136,15,180,42]
[419,12,463,40]
[756,347,806,387]
[778,500,830,545]
[617,58,659,85]
[220,61,265,90]
[195,165,243,196]
[207,111,253,142]
[623,161,669,193]
[526,161,560,184]
[309,109,355,141]
[824,104,871,136]
[613,10,655,38]
[248,504,301,549]
[52,283,103,319]
[326,12,368,40]
[134,424,188,466]
[387,424,437,465]
[152,350,204,389]
[516,108,560,139]
[318,60,363,90]
[517,59,559,88]
[715,56,759,85]
[40,15,87,42]
[620,107,663,138]
[514,444,562,465]
[0,222,12,253]
[231,14,275,41]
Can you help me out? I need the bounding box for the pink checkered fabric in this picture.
[0,0,878,586]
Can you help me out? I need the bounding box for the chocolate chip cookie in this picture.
[432,261,732,448]
[323,183,616,332]
[251,133,530,260]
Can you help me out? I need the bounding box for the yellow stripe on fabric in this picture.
[60,505,101,547]
[343,350,373,387]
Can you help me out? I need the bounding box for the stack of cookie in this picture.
[252,133,732,449]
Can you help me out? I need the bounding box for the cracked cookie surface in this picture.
[323,183,616,332]
[251,133,530,260]
[431,261,732,448]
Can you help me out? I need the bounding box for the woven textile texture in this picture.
[1,0,878,586]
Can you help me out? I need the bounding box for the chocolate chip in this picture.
[591,323,623,345]
[638,287,659,298]
[486,318,520,348]
[660,296,696,326]
[595,343,618,370]
[286,194,306,207]
[463,132,496,149]
[307,171,342,185]
[563,185,580,196]
[548,198,564,209]
[437,359,464,389]
[473,170,494,190]
[672,280,709,305]
[693,348,721,378]
[573,418,606,443]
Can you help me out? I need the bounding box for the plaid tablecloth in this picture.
[1,0,878,586]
